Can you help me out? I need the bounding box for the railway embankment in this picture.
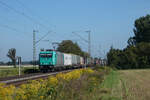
[0,66,113,100]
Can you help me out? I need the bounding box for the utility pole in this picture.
[18,57,21,76]
[98,44,101,58]
[32,30,51,67]
[33,30,37,67]
[85,30,91,57]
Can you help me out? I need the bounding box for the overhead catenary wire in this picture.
[14,0,35,14]
[35,31,52,44]
[0,0,56,41]
[35,31,56,48]
[0,0,49,31]
[0,0,57,43]
[0,24,20,33]
[0,1,56,63]
[0,0,55,43]
[72,30,91,57]
[71,32,89,53]
[0,23,31,38]
[72,32,88,43]
[14,0,52,30]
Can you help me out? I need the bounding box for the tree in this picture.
[107,43,150,69]
[128,14,150,46]
[7,48,17,67]
[57,40,83,56]
[127,37,136,47]
[108,15,150,69]
[107,46,124,68]
[80,51,90,58]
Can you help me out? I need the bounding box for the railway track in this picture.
[0,68,79,86]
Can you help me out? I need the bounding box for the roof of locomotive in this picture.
[39,49,84,58]
[39,49,62,54]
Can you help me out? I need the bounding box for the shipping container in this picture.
[71,54,77,65]
[80,57,84,65]
[64,53,72,66]
[56,52,64,67]
[76,55,80,65]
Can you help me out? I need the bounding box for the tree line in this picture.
[107,15,150,69]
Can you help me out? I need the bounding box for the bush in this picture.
[107,43,150,69]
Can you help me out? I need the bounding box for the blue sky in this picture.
[0,0,150,62]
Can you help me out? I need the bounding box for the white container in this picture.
[71,54,77,65]
[80,57,84,65]
[64,53,72,66]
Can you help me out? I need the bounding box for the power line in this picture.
[14,0,51,30]
[0,23,30,38]
[75,40,88,50]
[0,14,32,38]
[15,0,34,14]
[0,0,56,42]
[72,32,88,43]
[35,31,52,44]
[0,0,49,30]
[72,30,91,57]
[0,24,20,33]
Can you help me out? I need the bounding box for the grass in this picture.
[0,66,39,78]
[119,69,150,100]
[100,70,122,100]
[100,69,150,100]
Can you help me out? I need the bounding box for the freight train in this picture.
[39,49,92,72]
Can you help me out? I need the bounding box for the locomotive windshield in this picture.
[40,54,52,58]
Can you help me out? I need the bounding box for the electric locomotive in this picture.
[39,49,64,71]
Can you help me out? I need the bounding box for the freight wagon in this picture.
[39,49,87,72]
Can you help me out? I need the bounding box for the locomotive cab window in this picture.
[40,54,52,58]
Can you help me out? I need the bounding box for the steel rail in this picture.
[0,69,74,84]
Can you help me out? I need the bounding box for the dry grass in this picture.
[119,69,150,100]
[100,69,150,100]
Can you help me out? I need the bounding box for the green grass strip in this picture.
[100,70,122,100]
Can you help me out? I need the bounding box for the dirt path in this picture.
[119,69,150,100]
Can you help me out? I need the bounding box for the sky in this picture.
[0,0,150,62]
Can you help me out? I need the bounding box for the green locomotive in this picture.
[39,50,64,71]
